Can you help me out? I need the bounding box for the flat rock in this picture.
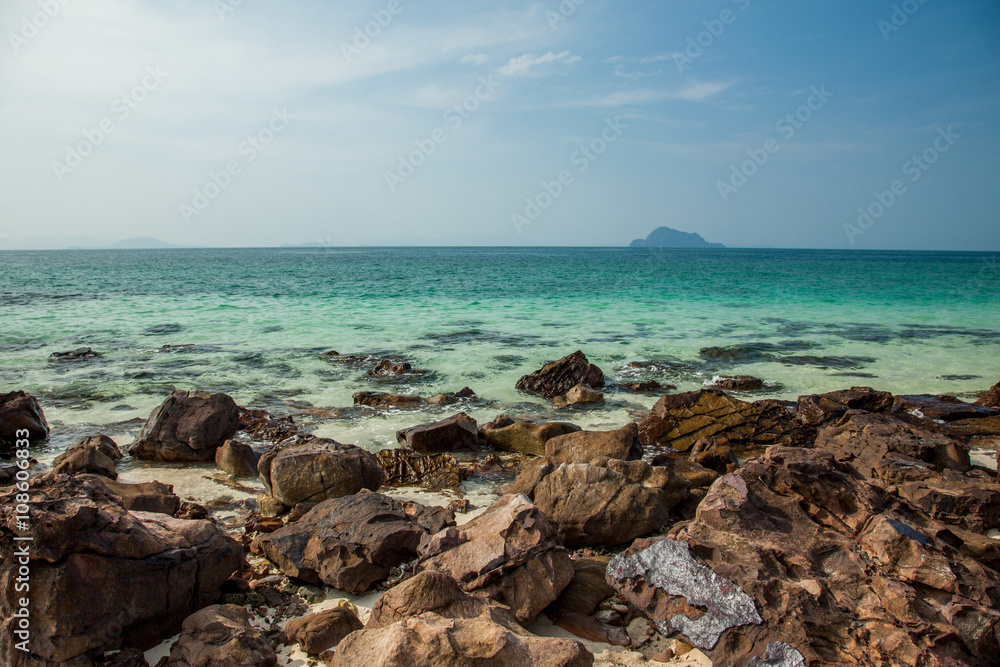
[795,386,894,426]
[396,412,478,453]
[516,351,605,398]
[77,475,181,515]
[353,391,423,409]
[258,438,384,507]
[894,394,999,422]
[129,390,240,462]
[284,607,362,655]
[368,570,508,628]
[707,375,765,391]
[166,605,276,666]
[544,423,641,464]
[481,419,581,456]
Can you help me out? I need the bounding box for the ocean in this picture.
[2,247,999,467]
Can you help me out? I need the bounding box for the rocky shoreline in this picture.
[2,350,1000,666]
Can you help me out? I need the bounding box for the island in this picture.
[629,226,725,248]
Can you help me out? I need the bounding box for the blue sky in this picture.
[1,0,998,249]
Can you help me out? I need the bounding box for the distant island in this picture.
[629,226,725,249]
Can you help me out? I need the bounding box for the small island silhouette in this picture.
[629,226,725,249]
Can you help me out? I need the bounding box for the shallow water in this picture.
[2,247,998,463]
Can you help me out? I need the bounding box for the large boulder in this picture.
[166,605,275,667]
[543,423,641,464]
[367,570,508,628]
[215,440,260,478]
[257,438,384,507]
[509,458,688,548]
[257,490,445,593]
[284,607,362,655]
[0,390,49,455]
[481,418,581,456]
[637,389,814,453]
[77,475,181,516]
[418,494,574,623]
[976,381,1000,407]
[0,476,243,665]
[376,448,462,489]
[795,386,894,426]
[129,390,239,462]
[607,447,1000,666]
[516,351,605,398]
[396,413,478,453]
[52,436,122,479]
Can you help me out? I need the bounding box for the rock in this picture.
[746,642,807,667]
[129,390,240,462]
[482,418,582,456]
[329,610,594,667]
[353,391,423,409]
[237,407,300,444]
[368,359,413,377]
[688,435,738,474]
[256,494,288,518]
[513,458,689,548]
[50,347,102,360]
[976,381,1000,407]
[78,475,182,515]
[544,423,641,464]
[547,557,614,618]
[166,605,276,666]
[795,386,895,426]
[637,389,814,453]
[284,607,363,655]
[257,490,433,593]
[258,438,384,507]
[815,411,970,478]
[0,390,49,454]
[368,570,507,628]
[52,436,121,479]
[418,494,574,623]
[650,455,719,489]
[99,648,150,667]
[0,476,243,665]
[401,500,457,535]
[516,351,605,398]
[621,380,673,393]
[376,448,462,489]
[0,462,17,485]
[894,394,999,422]
[553,384,604,408]
[630,446,1000,666]
[396,412,479,453]
[707,375,765,391]
[215,440,260,478]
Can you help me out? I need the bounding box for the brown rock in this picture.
[396,412,479,453]
[621,381,673,393]
[129,390,240,462]
[894,394,999,422]
[482,419,581,456]
[418,494,574,623]
[258,438,384,507]
[637,389,813,453]
[688,435,738,474]
[285,607,363,655]
[237,407,300,444]
[553,384,604,408]
[368,570,507,628]
[52,438,120,479]
[166,605,276,666]
[368,359,413,377]
[353,391,423,409]
[0,390,49,454]
[77,475,182,515]
[547,557,614,618]
[215,440,260,478]
[707,375,764,391]
[976,381,1000,408]
[376,448,462,489]
[516,351,605,398]
[795,386,894,426]
[544,423,641,464]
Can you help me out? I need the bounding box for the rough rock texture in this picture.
[367,570,508,628]
[708,376,765,391]
[617,447,1000,666]
[129,390,239,462]
[215,439,260,477]
[166,605,276,667]
[544,423,641,465]
[0,476,243,666]
[376,448,462,489]
[237,407,300,444]
[894,394,999,422]
[52,436,122,479]
[547,557,614,619]
[328,610,594,667]
[284,607,363,655]
[516,351,605,398]
[0,390,49,454]
[481,419,581,456]
[510,458,689,548]
[688,435,739,474]
[257,490,438,593]
[353,391,423,409]
[77,475,181,515]
[976,381,1000,408]
[258,438,384,507]
[795,386,895,426]
[553,384,605,408]
[396,412,479,453]
[637,390,814,453]
[418,494,575,623]
[621,380,669,393]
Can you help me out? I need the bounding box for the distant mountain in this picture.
[109,237,179,249]
[629,227,725,249]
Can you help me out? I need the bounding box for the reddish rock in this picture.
[621,380,673,393]
[396,412,479,453]
[976,381,1000,408]
[375,448,462,489]
[78,475,181,516]
[215,439,260,478]
[516,351,605,398]
[544,423,641,465]
[166,605,275,666]
[482,419,581,456]
[553,384,605,408]
[129,390,240,462]
[284,607,363,655]
[258,438,384,507]
[688,435,739,474]
[795,386,894,426]
[0,390,49,454]
[237,407,300,444]
[707,376,765,391]
[353,391,423,409]
[52,436,121,479]
[367,570,508,628]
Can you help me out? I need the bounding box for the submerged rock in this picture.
[49,347,102,361]
[396,412,479,453]
[481,417,581,456]
[166,605,276,667]
[130,390,240,462]
[516,351,605,398]
[237,407,300,444]
[258,438,384,507]
[0,390,49,454]
[353,391,423,409]
[707,375,765,391]
[553,383,604,408]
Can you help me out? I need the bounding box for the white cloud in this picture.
[498,51,580,77]
[674,80,735,102]
[460,54,491,66]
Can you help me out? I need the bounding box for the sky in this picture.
[0,0,998,250]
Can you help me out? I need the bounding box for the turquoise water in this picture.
[2,247,998,459]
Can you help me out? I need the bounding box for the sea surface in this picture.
[2,247,999,475]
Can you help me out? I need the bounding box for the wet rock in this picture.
[976,380,1000,408]
[258,438,384,507]
[481,418,581,456]
[0,390,49,454]
[894,394,999,422]
[516,350,605,398]
[688,435,739,474]
[553,384,604,408]
[50,347,102,361]
[166,605,276,666]
[130,390,240,462]
[257,490,433,593]
[368,570,507,627]
[376,448,462,489]
[52,436,122,479]
[418,493,574,623]
[795,386,894,426]
[396,412,478,453]
[621,380,673,393]
[637,389,814,453]
[0,476,243,665]
[707,375,764,391]
[544,423,641,465]
[237,407,300,444]
[353,391,423,409]
[78,474,182,515]
[284,607,363,655]
[368,359,413,377]
[215,439,260,478]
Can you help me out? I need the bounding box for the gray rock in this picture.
[746,642,807,667]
